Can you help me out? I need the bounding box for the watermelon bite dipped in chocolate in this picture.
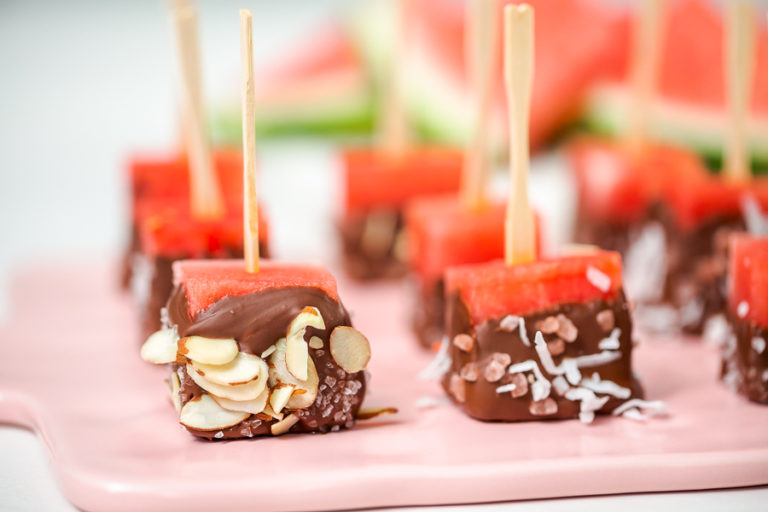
[141,260,370,438]
[339,0,462,280]
[403,0,510,348]
[435,5,661,424]
[140,10,378,439]
[721,234,768,404]
[125,3,270,341]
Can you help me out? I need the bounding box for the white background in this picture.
[0,1,766,511]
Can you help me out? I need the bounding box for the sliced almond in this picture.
[270,413,299,436]
[212,386,269,414]
[141,329,179,364]
[168,372,182,413]
[269,385,295,414]
[355,407,398,420]
[178,336,238,365]
[286,335,310,381]
[285,307,325,380]
[262,403,284,421]
[190,352,267,386]
[286,357,319,410]
[261,345,276,359]
[329,326,371,373]
[186,363,266,401]
[268,339,320,410]
[179,394,249,431]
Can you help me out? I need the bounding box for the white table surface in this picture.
[0,1,766,510]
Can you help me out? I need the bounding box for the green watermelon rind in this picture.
[582,84,768,172]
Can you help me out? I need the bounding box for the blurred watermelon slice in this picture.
[582,0,768,170]
[350,0,625,152]
[212,24,374,141]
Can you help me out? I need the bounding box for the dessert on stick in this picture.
[339,0,462,280]
[405,0,514,348]
[439,4,655,423]
[126,1,269,340]
[140,9,376,439]
[722,234,768,404]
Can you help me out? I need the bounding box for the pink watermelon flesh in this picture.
[603,0,768,114]
[174,260,340,317]
[412,0,625,148]
[445,252,624,325]
[729,234,768,328]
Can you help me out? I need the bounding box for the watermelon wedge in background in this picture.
[212,24,375,142]
[350,0,626,152]
[582,0,768,171]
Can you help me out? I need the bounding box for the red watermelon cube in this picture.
[729,234,768,328]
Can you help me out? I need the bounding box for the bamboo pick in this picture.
[461,0,501,210]
[627,0,663,149]
[171,1,225,220]
[503,4,535,266]
[378,0,409,155]
[240,9,260,273]
[724,0,756,182]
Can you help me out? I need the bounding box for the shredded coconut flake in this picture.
[419,336,452,380]
[598,328,621,350]
[752,337,766,355]
[573,350,622,368]
[565,387,610,424]
[612,399,667,418]
[415,395,451,409]
[581,373,631,399]
[495,383,518,394]
[552,376,570,395]
[507,359,551,400]
[531,379,551,401]
[562,358,582,385]
[737,301,750,319]
[586,265,611,292]
[534,331,561,375]
[499,315,521,332]
[518,317,530,346]
[703,314,729,347]
[741,194,768,236]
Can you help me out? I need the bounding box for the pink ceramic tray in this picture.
[1,262,767,512]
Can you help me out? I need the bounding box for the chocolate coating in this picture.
[443,291,642,421]
[411,277,445,349]
[338,209,408,280]
[168,285,366,439]
[722,316,768,404]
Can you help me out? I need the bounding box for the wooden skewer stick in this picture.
[627,0,663,149]
[240,9,260,273]
[378,0,409,155]
[503,4,536,267]
[724,0,756,182]
[461,0,501,209]
[172,2,225,220]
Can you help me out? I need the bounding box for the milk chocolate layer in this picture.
[722,316,768,404]
[338,209,408,280]
[168,285,366,439]
[444,291,642,422]
[411,277,445,349]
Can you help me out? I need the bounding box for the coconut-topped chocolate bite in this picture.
[431,4,663,424]
[140,9,378,439]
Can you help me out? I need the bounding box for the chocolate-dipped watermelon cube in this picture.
[140,260,371,439]
[405,196,542,348]
[568,137,705,255]
[339,147,462,280]
[133,203,269,341]
[442,251,649,423]
[658,175,768,333]
[722,234,768,404]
